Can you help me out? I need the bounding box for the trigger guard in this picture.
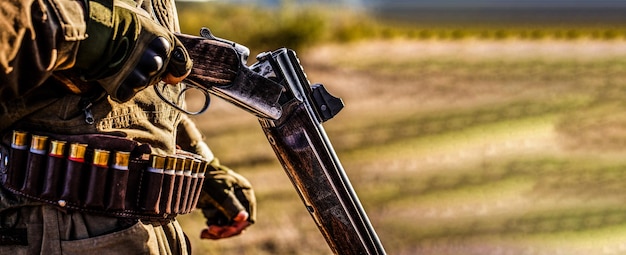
[153,83,211,115]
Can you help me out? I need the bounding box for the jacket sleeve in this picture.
[0,0,87,99]
[176,114,215,161]
[175,114,257,223]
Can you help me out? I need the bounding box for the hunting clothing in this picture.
[0,0,256,254]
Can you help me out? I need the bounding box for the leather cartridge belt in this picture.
[0,130,208,220]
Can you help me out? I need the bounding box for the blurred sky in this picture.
[176,0,626,7]
[175,0,626,23]
[368,1,626,24]
[366,0,626,7]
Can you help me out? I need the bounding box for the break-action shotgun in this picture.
[158,29,386,254]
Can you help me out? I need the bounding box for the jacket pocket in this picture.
[45,0,87,41]
[60,221,152,255]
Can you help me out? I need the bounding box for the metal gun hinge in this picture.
[311,84,344,122]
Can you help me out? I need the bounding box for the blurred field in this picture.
[175,2,626,56]
[177,37,626,255]
[174,2,626,254]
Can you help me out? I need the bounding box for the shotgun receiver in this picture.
[166,30,386,254]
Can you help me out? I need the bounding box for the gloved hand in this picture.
[196,158,256,239]
[74,0,192,102]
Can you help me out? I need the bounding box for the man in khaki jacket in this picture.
[0,0,256,254]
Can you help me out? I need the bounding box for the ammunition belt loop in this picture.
[0,130,209,220]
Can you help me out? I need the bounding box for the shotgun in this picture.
[162,29,386,254]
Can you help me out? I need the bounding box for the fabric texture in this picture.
[0,0,256,254]
[75,0,192,102]
[198,158,257,224]
[0,1,193,253]
[0,205,188,255]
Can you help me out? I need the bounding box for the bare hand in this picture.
[200,211,251,240]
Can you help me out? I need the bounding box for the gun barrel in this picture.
[261,105,386,254]
[256,49,386,255]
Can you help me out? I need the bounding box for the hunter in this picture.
[0,0,256,254]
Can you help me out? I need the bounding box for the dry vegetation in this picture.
[177,38,626,254]
[174,2,626,254]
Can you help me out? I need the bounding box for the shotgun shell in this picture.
[92,149,110,167]
[198,160,208,177]
[29,135,48,155]
[113,151,130,170]
[164,156,177,174]
[149,155,166,173]
[68,143,87,162]
[49,140,67,158]
[175,157,185,174]
[191,159,201,176]
[11,131,28,150]
[184,158,195,176]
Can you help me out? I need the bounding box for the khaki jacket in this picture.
[0,0,205,156]
[0,0,216,254]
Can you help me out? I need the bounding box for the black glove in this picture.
[74,0,192,102]
[197,158,256,226]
